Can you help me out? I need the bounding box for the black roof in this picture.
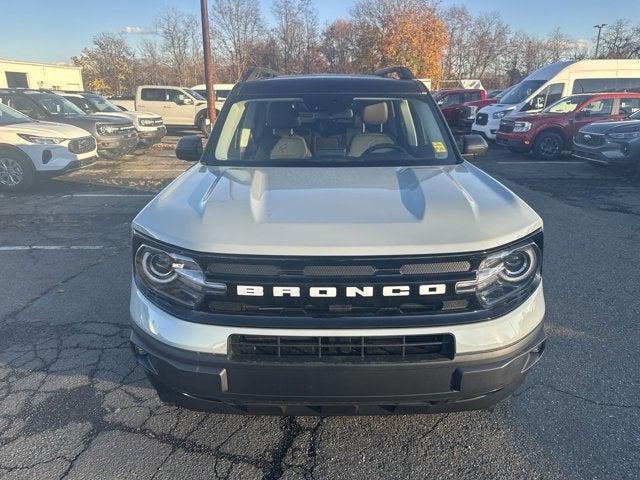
[236,74,427,97]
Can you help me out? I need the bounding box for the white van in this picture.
[473,59,640,140]
[191,83,235,111]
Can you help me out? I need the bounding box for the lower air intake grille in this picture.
[229,334,455,363]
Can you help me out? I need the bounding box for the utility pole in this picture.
[594,24,607,59]
[200,0,216,132]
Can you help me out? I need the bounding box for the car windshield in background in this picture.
[0,103,32,125]
[85,95,121,112]
[186,89,205,101]
[544,95,590,114]
[499,80,546,105]
[206,95,455,166]
[27,93,85,116]
[629,110,640,120]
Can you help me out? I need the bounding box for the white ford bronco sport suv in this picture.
[130,67,546,415]
[0,102,96,191]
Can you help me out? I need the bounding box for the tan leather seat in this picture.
[264,102,311,160]
[348,103,395,157]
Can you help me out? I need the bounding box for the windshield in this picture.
[0,102,32,125]
[185,89,206,101]
[543,95,590,114]
[499,80,546,105]
[205,95,456,167]
[84,94,121,112]
[27,93,85,116]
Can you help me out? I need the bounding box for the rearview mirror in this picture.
[175,135,203,162]
[461,134,488,161]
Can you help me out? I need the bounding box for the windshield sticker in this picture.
[432,141,447,154]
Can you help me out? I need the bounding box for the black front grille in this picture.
[68,136,96,154]
[574,132,605,147]
[229,334,455,363]
[499,120,515,133]
[476,113,488,126]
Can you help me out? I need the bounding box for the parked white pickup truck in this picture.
[111,86,212,135]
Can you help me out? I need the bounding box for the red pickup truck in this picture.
[434,89,486,132]
[495,92,640,160]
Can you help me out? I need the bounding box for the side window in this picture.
[7,96,38,117]
[544,83,564,107]
[464,92,481,102]
[572,78,617,94]
[140,88,167,101]
[438,93,461,107]
[66,97,91,112]
[618,98,640,115]
[617,79,640,92]
[166,89,186,103]
[581,98,614,116]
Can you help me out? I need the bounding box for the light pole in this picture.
[594,24,607,58]
[200,0,216,130]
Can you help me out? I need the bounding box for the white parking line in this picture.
[0,246,109,251]
[62,194,155,198]
[497,161,587,165]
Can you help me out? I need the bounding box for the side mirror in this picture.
[575,110,591,119]
[175,135,203,162]
[461,134,488,161]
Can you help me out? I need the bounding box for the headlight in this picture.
[513,121,531,133]
[96,123,119,135]
[456,241,541,308]
[134,243,226,308]
[17,134,65,144]
[139,118,159,127]
[607,130,640,140]
[492,109,513,119]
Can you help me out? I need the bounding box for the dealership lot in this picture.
[0,139,638,479]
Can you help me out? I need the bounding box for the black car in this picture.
[0,89,138,159]
[573,108,640,172]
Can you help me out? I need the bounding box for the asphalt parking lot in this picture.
[0,133,638,480]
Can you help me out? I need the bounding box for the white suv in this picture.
[129,68,545,416]
[0,103,96,191]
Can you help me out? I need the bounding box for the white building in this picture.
[0,58,83,91]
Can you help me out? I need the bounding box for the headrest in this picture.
[267,102,298,129]
[362,102,388,125]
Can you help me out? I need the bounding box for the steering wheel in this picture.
[360,143,409,156]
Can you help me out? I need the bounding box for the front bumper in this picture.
[137,126,167,147]
[129,283,546,415]
[572,140,640,167]
[37,155,98,178]
[472,119,501,140]
[97,132,139,153]
[495,133,533,152]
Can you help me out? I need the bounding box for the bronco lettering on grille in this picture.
[237,284,446,297]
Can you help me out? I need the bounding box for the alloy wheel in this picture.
[0,157,23,187]
[539,137,561,158]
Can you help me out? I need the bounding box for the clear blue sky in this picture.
[0,0,638,63]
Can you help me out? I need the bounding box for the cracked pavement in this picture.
[0,140,638,479]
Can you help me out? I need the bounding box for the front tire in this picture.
[0,150,36,192]
[200,118,211,137]
[533,132,564,160]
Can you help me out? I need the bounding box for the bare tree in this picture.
[271,0,320,74]
[599,19,640,59]
[154,7,203,85]
[321,20,359,73]
[211,0,265,80]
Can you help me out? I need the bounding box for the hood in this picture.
[504,112,564,124]
[580,119,640,134]
[133,163,542,256]
[95,111,161,122]
[86,114,132,125]
[0,120,92,139]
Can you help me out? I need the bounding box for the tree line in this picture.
[72,0,640,96]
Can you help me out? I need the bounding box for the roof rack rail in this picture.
[240,67,280,82]
[374,66,415,80]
